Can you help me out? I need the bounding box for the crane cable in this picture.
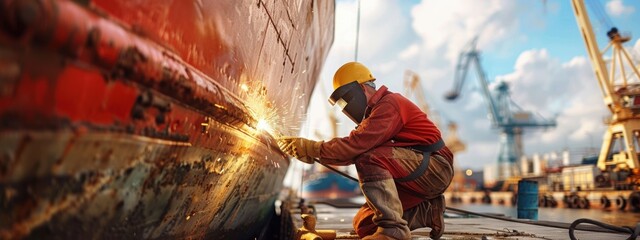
[569,218,640,240]
[354,0,361,62]
[585,0,614,30]
[311,158,640,239]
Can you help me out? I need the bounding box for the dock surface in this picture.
[290,199,633,240]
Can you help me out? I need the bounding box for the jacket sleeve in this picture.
[319,101,404,165]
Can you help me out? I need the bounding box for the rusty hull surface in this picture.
[0,0,334,239]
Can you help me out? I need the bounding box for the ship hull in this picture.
[0,0,334,238]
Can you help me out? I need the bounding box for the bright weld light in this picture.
[241,82,281,137]
[256,118,273,133]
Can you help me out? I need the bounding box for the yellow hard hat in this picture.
[332,62,376,90]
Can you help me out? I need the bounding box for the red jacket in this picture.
[319,85,453,164]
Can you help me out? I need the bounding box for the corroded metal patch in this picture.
[0,0,334,238]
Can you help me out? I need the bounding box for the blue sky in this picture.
[294,0,640,176]
[482,0,640,77]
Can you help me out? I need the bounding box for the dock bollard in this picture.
[517,180,538,220]
[296,214,337,240]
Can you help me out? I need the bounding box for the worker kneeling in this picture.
[280,62,454,240]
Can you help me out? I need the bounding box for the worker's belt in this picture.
[394,139,445,183]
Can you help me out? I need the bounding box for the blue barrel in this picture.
[517,180,538,220]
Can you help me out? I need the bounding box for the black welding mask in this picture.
[329,81,367,124]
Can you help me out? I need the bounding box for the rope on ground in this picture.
[568,218,640,240]
[443,229,551,240]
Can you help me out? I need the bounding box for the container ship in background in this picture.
[0,0,334,239]
[302,166,361,200]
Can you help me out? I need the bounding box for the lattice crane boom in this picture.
[571,0,640,172]
[444,38,556,180]
[445,38,556,129]
[446,37,502,126]
[403,70,434,124]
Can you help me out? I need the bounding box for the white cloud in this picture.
[313,0,413,95]
[634,39,640,62]
[410,0,521,63]
[303,0,614,171]
[346,0,411,62]
[399,44,420,60]
[606,0,635,16]
[323,0,409,66]
[424,48,609,169]
[493,50,608,157]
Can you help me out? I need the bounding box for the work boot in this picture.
[360,179,411,240]
[427,195,445,239]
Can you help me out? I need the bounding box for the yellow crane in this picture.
[571,0,640,188]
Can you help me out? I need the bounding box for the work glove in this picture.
[278,137,322,164]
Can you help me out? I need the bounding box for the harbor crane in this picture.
[403,70,466,154]
[444,38,556,180]
[571,0,640,188]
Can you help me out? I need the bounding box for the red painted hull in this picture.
[0,0,334,239]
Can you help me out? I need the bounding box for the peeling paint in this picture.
[0,0,334,239]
